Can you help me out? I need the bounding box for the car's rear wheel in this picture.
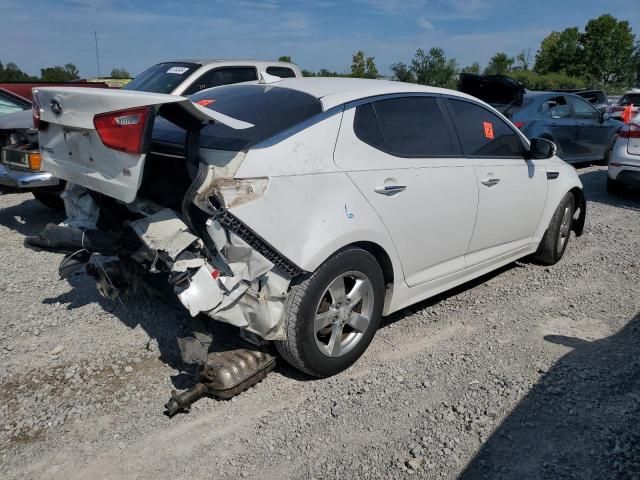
[606,176,625,196]
[275,247,385,377]
[534,192,575,265]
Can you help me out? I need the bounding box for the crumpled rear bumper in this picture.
[0,164,60,190]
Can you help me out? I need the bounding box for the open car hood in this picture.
[458,73,525,107]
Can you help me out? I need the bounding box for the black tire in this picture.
[32,190,64,210]
[606,177,625,196]
[275,247,385,378]
[534,192,575,265]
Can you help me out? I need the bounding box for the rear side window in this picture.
[354,96,455,157]
[183,67,258,95]
[266,67,297,78]
[124,62,199,94]
[152,84,323,151]
[448,99,523,157]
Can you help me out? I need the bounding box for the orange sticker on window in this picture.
[196,99,215,107]
[483,121,494,139]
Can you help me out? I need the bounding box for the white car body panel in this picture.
[333,106,477,287]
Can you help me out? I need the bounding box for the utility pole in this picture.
[94,31,101,80]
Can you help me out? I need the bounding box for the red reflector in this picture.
[513,121,525,129]
[619,124,640,139]
[211,270,220,280]
[93,106,152,154]
[196,99,215,107]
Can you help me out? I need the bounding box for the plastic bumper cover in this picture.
[0,164,60,190]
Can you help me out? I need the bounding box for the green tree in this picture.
[514,48,532,71]
[461,62,481,74]
[483,52,514,75]
[390,62,416,82]
[581,14,636,86]
[351,50,378,78]
[110,68,131,79]
[0,61,33,81]
[278,56,292,63]
[40,63,80,82]
[409,48,458,88]
[534,27,583,76]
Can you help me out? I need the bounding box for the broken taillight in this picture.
[93,106,153,154]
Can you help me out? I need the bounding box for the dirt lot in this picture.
[0,165,638,480]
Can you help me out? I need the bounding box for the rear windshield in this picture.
[124,62,199,94]
[619,94,640,106]
[152,84,323,151]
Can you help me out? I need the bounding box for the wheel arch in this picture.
[569,186,586,237]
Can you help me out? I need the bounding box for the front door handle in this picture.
[481,177,501,187]
[374,185,406,195]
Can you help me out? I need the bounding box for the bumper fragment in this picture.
[0,164,60,190]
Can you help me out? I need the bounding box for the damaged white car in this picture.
[27,77,586,379]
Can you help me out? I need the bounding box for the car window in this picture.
[448,99,523,157]
[0,93,26,116]
[152,84,323,151]
[266,66,296,78]
[619,94,640,106]
[183,67,258,95]
[123,62,199,94]
[545,96,571,119]
[357,96,455,157]
[568,96,599,120]
[354,103,386,150]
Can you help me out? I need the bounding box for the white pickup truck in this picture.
[0,59,301,208]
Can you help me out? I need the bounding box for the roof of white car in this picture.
[266,77,478,109]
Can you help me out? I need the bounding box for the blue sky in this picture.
[1,0,638,78]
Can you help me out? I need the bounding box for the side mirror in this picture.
[527,137,556,160]
[599,112,610,123]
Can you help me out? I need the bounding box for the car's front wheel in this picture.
[276,247,385,377]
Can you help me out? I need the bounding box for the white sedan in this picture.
[29,77,585,377]
[608,113,640,194]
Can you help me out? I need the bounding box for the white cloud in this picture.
[417,17,434,30]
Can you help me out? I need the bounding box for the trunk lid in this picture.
[35,87,252,203]
[458,73,525,112]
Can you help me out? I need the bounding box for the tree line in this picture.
[297,14,640,92]
[0,62,131,82]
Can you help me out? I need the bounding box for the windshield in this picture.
[124,62,199,94]
[152,84,323,151]
[0,92,27,116]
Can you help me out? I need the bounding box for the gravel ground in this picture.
[0,165,638,480]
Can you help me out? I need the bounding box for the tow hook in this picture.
[164,347,276,416]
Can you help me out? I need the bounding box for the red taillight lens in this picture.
[32,92,41,130]
[93,106,153,154]
[513,121,525,129]
[618,124,640,139]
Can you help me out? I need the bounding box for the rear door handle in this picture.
[374,185,406,195]
[481,177,500,187]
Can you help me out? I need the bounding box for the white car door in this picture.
[444,98,547,266]
[334,96,478,287]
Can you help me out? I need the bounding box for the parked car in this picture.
[0,81,112,208]
[0,60,302,209]
[607,112,640,194]
[458,73,623,163]
[122,59,301,95]
[26,77,586,377]
[609,89,640,120]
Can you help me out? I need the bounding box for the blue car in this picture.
[459,74,623,164]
